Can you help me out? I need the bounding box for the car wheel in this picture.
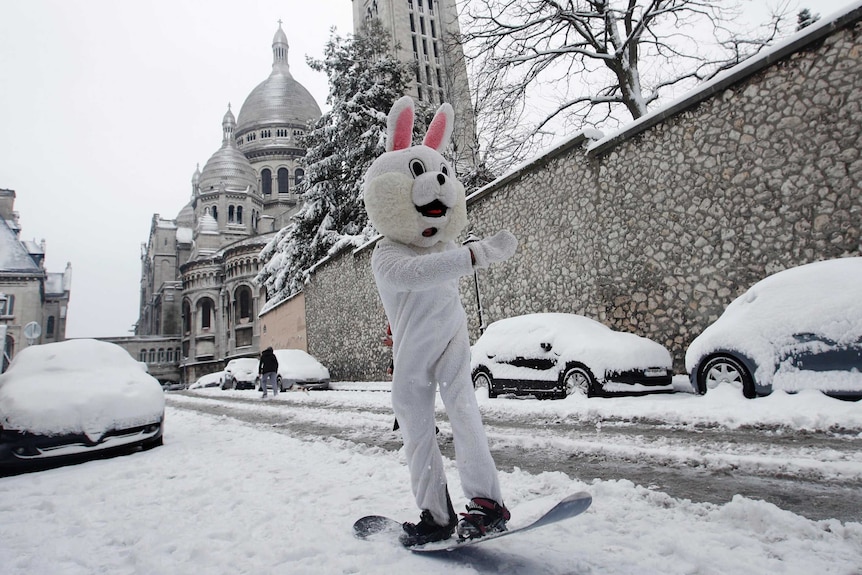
[232,378,239,390]
[697,354,756,399]
[472,368,497,398]
[560,363,597,398]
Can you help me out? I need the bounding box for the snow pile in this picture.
[0,339,165,439]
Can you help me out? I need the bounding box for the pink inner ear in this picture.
[423,113,447,151]
[392,107,414,151]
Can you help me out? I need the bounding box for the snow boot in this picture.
[399,491,457,547]
[456,497,510,540]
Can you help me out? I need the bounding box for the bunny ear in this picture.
[386,96,415,152]
[422,103,454,153]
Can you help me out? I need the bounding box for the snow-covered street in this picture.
[1,382,860,574]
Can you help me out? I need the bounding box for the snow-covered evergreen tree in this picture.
[796,9,820,31]
[256,21,413,304]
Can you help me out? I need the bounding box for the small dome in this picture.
[176,202,195,227]
[198,105,258,193]
[236,24,321,134]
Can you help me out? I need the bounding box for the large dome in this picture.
[236,24,321,133]
[198,106,258,193]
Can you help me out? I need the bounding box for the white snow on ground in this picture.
[1,379,860,574]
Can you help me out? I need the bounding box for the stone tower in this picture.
[351,0,478,174]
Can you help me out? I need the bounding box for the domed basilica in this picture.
[135,24,321,384]
[130,3,473,385]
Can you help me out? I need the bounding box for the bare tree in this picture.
[460,0,791,166]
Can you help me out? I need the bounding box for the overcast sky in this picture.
[0,0,353,338]
[0,0,855,338]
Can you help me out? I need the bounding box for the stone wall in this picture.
[305,249,391,381]
[305,12,862,378]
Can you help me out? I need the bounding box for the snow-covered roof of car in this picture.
[472,313,671,375]
[685,257,862,377]
[0,339,165,439]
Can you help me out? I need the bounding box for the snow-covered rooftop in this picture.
[0,218,39,273]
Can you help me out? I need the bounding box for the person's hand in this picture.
[469,230,517,268]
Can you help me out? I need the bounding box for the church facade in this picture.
[133,8,476,385]
[134,24,322,385]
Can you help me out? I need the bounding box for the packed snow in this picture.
[1,378,860,574]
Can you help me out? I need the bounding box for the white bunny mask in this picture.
[363,96,468,248]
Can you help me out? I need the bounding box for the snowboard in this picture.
[353,491,592,554]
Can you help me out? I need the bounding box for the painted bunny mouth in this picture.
[416,199,449,218]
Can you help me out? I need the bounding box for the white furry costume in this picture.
[363,96,518,526]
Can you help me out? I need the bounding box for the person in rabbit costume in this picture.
[364,96,518,546]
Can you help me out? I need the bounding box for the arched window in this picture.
[235,285,253,323]
[212,206,218,222]
[228,205,235,223]
[182,300,191,334]
[149,349,156,363]
[139,349,147,362]
[277,168,289,194]
[294,168,305,187]
[199,298,214,330]
[158,349,165,363]
[261,168,272,195]
[237,206,243,224]
[198,298,213,331]
[46,316,55,337]
[166,348,173,362]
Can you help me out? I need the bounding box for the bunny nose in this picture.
[437,173,446,185]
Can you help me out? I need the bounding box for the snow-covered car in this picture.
[0,339,165,474]
[222,358,258,390]
[256,349,331,391]
[686,258,862,400]
[161,381,186,391]
[188,371,225,390]
[471,313,673,399]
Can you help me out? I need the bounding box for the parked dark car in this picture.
[471,313,673,399]
[0,339,165,475]
[686,258,862,400]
